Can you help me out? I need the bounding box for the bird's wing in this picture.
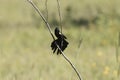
[59,32,67,39]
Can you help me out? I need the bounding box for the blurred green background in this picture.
[0,0,120,80]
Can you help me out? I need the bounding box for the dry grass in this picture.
[0,0,120,80]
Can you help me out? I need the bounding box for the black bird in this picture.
[51,27,69,55]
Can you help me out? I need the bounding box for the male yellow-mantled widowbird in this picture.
[51,27,69,55]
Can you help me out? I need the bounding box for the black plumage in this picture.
[51,27,69,55]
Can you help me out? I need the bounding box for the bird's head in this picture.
[54,27,67,39]
[55,27,60,34]
[55,27,61,37]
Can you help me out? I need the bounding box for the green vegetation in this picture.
[0,0,120,80]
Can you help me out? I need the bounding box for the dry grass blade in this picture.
[118,64,120,77]
[116,32,120,62]
[45,0,48,21]
[118,32,120,55]
[78,38,83,49]
[57,0,62,33]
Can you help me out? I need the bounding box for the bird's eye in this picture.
[59,32,62,35]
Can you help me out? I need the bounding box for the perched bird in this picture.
[51,27,69,55]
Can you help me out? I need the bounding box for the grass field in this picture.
[0,0,120,80]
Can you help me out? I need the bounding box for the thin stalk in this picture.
[45,0,48,21]
[56,0,62,33]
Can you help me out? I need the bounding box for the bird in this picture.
[51,27,69,55]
